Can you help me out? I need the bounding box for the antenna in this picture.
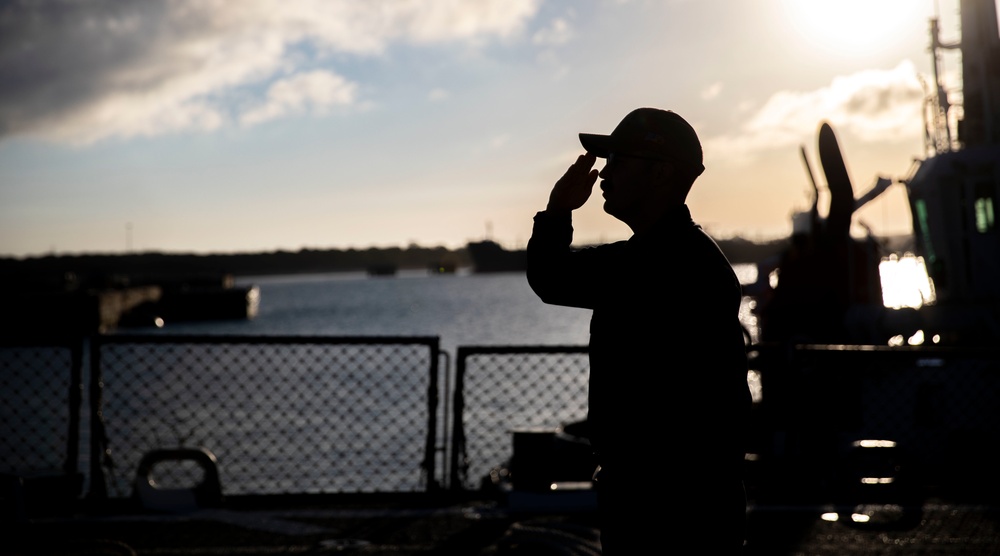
[927,15,957,154]
[800,145,821,229]
[800,145,820,197]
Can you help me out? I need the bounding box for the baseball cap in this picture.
[579,107,705,176]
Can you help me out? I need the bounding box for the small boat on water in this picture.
[2,271,260,335]
[366,263,398,277]
[138,278,261,324]
[428,260,457,274]
[465,240,528,273]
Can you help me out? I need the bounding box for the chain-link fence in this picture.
[449,346,590,491]
[1,339,82,476]
[6,335,1000,513]
[89,335,442,498]
[748,343,1000,503]
[1,337,86,519]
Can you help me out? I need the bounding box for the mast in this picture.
[927,16,957,154]
[925,0,1000,154]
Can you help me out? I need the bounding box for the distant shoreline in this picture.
[0,234,915,289]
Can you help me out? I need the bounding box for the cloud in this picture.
[0,0,540,145]
[706,60,924,164]
[489,133,511,149]
[240,70,356,126]
[701,82,723,100]
[532,17,573,46]
[428,88,451,102]
[392,0,539,43]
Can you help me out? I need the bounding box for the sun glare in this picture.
[879,253,935,309]
[779,0,927,56]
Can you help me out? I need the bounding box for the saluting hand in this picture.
[547,153,599,213]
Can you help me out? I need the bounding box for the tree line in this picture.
[0,236,847,292]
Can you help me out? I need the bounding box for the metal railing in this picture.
[4,335,1000,511]
[88,334,442,498]
[449,345,590,491]
[747,342,1000,502]
[0,337,83,480]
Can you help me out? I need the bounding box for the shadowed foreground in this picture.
[7,493,1000,555]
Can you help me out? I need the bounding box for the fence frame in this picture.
[449,345,589,492]
[9,334,1000,508]
[87,334,442,499]
[747,341,1000,502]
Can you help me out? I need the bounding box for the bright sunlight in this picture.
[879,253,935,309]
[778,0,931,56]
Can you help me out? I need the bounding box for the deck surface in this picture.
[7,494,1000,555]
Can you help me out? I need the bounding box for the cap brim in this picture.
[579,133,613,158]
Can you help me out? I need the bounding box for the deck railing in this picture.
[747,342,1000,503]
[0,336,85,516]
[4,335,1000,516]
[449,345,590,491]
[88,334,442,498]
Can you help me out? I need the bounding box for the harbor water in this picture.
[1,265,764,498]
[119,264,763,354]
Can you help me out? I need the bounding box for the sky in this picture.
[0,0,986,258]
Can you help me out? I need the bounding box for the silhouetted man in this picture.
[527,107,751,554]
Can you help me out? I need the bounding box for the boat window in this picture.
[974,181,996,233]
[914,199,937,264]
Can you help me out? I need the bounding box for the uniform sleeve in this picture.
[526,210,613,310]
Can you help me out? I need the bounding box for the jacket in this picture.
[526,205,751,478]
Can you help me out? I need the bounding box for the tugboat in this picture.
[739,0,1000,518]
[752,0,1000,347]
[901,0,1000,345]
